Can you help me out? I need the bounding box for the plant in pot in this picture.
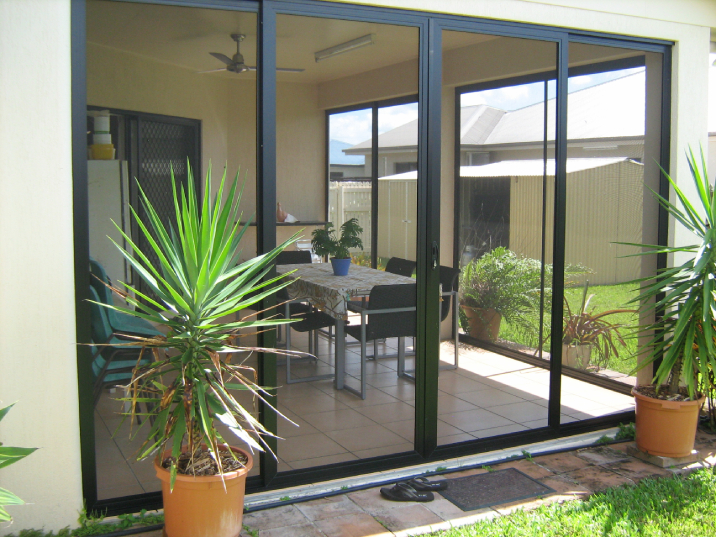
[311,218,364,276]
[623,148,714,458]
[562,281,635,370]
[0,403,36,523]
[97,164,296,537]
[458,247,544,342]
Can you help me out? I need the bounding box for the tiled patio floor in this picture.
[95,329,634,499]
[132,429,716,536]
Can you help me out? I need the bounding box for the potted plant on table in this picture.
[623,148,714,458]
[458,247,544,342]
[97,164,296,537]
[562,281,635,370]
[311,218,364,276]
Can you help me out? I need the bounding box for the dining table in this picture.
[275,262,416,391]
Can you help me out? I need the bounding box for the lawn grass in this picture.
[498,282,640,376]
[430,468,716,537]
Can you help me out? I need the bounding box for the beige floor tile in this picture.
[281,391,350,415]
[277,410,321,438]
[327,424,408,452]
[473,423,529,438]
[438,374,492,394]
[356,401,415,423]
[563,465,634,492]
[602,458,672,482]
[454,387,527,408]
[437,432,477,445]
[289,452,360,470]
[314,512,393,537]
[280,432,349,463]
[302,408,378,432]
[487,401,548,424]
[423,497,497,526]
[296,495,365,521]
[242,504,310,531]
[377,383,416,403]
[437,393,479,414]
[493,459,554,480]
[383,419,415,441]
[348,486,407,514]
[439,408,516,433]
[534,451,593,474]
[352,442,415,459]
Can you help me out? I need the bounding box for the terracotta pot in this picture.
[562,343,591,369]
[155,446,253,537]
[461,306,501,341]
[632,388,705,458]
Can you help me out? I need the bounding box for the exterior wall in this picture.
[0,0,83,533]
[0,0,712,532]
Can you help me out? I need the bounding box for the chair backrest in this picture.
[366,283,416,340]
[439,266,461,322]
[88,286,114,344]
[276,250,312,265]
[385,257,416,278]
[89,257,115,306]
[275,250,312,302]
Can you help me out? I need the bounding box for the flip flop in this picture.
[405,476,448,491]
[380,482,434,502]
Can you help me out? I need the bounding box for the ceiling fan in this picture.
[201,33,304,74]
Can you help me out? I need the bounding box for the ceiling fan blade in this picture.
[245,66,305,73]
[209,52,233,66]
[198,67,228,74]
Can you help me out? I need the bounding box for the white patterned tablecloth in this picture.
[276,263,415,320]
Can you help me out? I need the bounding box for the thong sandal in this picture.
[405,476,448,491]
[380,482,434,502]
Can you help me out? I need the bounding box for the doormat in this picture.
[439,468,555,511]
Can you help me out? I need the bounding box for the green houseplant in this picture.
[97,163,296,537]
[562,282,635,370]
[458,247,545,342]
[0,403,36,523]
[311,218,364,276]
[623,148,714,457]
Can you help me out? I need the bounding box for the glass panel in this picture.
[561,45,663,421]
[86,0,258,499]
[275,13,419,470]
[328,109,373,263]
[438,31,557,443]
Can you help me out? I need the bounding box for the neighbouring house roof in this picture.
[330,139,365,164]
[379,157,642,180]
[345,70,645,155]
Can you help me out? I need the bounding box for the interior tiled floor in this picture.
[95,327,635,499]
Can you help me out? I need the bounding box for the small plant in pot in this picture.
[562,281,635,371]
[96,164,296,537]
[311,218,364,276]
[622,148,714,458]
[458,247,544,342]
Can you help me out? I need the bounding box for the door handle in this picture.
[431,241,439,270]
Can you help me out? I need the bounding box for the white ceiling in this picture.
[87,0,496,84]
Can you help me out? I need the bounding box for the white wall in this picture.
[0,0,83,533]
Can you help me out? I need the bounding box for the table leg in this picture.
[334,318,345,390]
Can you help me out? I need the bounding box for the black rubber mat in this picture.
[439,468,555,511]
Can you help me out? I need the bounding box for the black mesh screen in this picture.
[135,119,198,303]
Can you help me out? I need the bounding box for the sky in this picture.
[330,67,646,146]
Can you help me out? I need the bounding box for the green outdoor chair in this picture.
[89,257,163,338]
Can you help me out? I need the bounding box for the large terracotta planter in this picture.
[562,344,591,369]
[633,388,705,458]
[461,306,501,341]
[155,446,253,537]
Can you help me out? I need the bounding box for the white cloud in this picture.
[378,103,418,134]
[461,92,487,106]
[329,109,372,145]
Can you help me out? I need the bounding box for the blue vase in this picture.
[330,258,351,276]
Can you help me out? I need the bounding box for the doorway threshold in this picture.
[244,427,619,511]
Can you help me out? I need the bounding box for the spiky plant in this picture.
[96,162,297,489]
[562,281,635,370]
[0,403,36,522]
[623,147,716,401]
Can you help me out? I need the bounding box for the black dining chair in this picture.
[384,257,417,277]
[275,250,313,348]
[344,283,417,399]
[284,309,338,384]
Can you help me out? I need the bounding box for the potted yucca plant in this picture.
[0,403,36,524]
[623,148,714,458]
[96,163,296,537]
